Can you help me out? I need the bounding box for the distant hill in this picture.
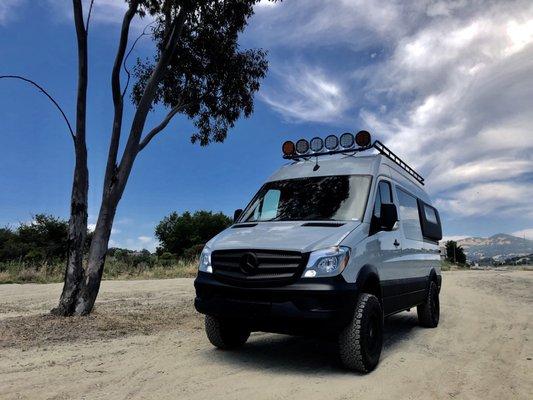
[454,233,533,261]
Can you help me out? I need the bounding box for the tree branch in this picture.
[122,20,156,99]
[0,75,75,140]
[138,104,183,152]
[85,0,95,34]
[104,0,139,190]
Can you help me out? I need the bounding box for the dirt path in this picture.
[1,271,532,400]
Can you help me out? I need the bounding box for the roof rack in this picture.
[283,140,425,186]
[373,140,425,185]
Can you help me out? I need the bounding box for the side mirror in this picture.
[380,203,398,231]
[233,209,243,223]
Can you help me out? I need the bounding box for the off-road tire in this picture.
[205,315,250,349]
[338,293,383,373]
[417,280,440,328]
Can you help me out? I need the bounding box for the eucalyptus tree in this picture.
[2,0,273,315]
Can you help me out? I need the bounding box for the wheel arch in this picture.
[428,268,442,292]
[355,264,382,302]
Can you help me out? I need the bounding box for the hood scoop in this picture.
[301,222,345,228]
[231,223,258,228]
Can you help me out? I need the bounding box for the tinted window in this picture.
[396,189,423,241]
[418,199,443,241]
[373,181,392,219]
[424,204,438,224]
[242,175,372,222]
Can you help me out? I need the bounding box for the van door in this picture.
[392,187,429,309]
[367,180,404,315]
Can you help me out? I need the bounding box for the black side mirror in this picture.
[380,203,398,231]
[233,209,243,222]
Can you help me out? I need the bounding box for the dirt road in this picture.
[1,271,531,400]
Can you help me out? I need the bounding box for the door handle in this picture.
[393,239,400,247]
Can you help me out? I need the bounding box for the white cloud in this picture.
[251,0,533,220]
[87,223,120,235]
[138,235,152,244]
[512,228,533,240]
[261,65,349,123]
[435,182,533,217]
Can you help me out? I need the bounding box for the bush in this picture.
[155,210,231,256]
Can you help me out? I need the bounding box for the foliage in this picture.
[0,215,69,264]
[0,256,198,284]
[445,240,467,265]
[155,210,231,256]
[132,0,271,145]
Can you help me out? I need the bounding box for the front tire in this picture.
[417,281,440,328]
[338,293,383,373]
[205,315,250,349]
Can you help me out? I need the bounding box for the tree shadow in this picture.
[200,311,421,375]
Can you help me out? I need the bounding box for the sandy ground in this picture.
[0,271,531,400]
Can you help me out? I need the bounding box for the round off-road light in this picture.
[295,139,310,154]
[324,135,338,150]
[282,140,295,156]
[310,137,324,152]
[355,130,371,147]
[339,132,355,148]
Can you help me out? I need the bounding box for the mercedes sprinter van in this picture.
[194,131,442,373]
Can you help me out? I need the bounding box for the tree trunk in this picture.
[74,191,119,315]
[52,147,88,315]
[51,0,89,316]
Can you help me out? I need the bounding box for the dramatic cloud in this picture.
[249,0,533,221]
[260,65,350,123]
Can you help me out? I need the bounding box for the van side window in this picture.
[370,181,392,234]
[417,199,443,241]
[396,189,423,241]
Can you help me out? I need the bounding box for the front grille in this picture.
[211,249,307,286]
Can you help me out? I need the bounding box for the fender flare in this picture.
[355,264,382,301]
[428,268,442,293]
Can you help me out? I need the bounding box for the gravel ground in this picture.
[0,270,531,400]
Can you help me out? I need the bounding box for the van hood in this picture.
[207,221,360,253]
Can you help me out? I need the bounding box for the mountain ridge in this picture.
[445,233,533,261]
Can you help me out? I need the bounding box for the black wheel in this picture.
[417,281,440,328]
[204,315,250,349]
[338,293,383,373]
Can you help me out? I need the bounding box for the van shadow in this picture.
[202,312,420,375]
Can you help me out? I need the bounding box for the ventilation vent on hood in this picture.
[231,223,258,228]
[301,222,345,227]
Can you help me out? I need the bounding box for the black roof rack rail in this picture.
[283,140,425,186]
[373,140,425,185]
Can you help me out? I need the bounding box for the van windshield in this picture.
[241,175,372,222]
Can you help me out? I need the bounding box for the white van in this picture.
[194,131,442,373]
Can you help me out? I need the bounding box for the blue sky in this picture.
[1,0,532,250]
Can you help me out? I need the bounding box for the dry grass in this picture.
[0,258,198,284]
[0,296,203,350]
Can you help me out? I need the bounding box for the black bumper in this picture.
[194,272,358,333]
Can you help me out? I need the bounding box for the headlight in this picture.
[303,246,350,278]
[199,246,213,273]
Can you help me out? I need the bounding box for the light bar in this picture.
[281,131,373,157]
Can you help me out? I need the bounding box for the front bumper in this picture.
[194,272,358,333]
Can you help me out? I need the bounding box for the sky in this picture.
[0,0,532,251]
